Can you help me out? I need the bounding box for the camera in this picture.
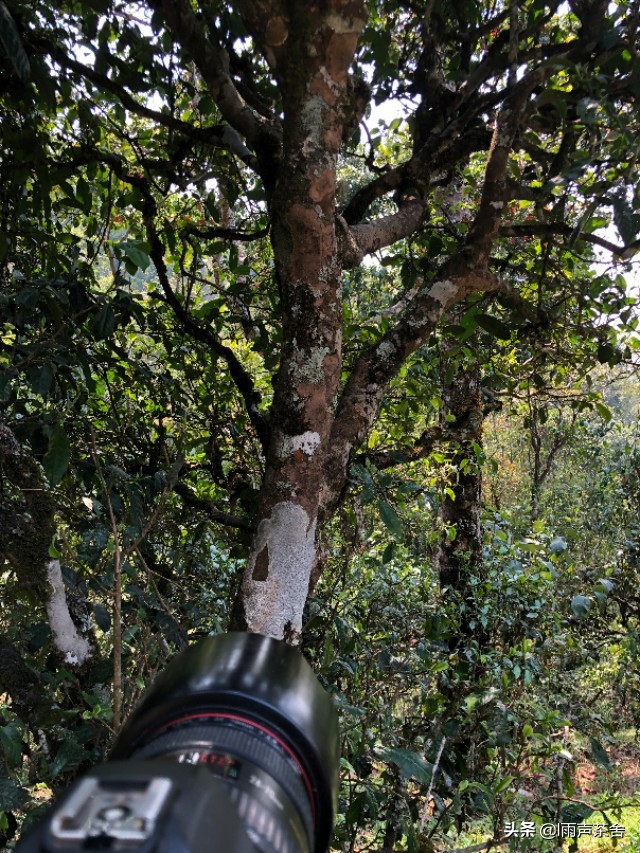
[17,632,340,853]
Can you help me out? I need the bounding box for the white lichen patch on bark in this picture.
[243,502,317,639]
[290,342,330,383]
[489,200,505,209]
[282,431,321,458]
[318,256,340,282]
[318,65,341,97]
[324,11,367,34]
[300,95,329,145]
[429,279,458,307]
[376,340,395,360]
[45,559,91,666]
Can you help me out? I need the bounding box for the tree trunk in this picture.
[234,2,366,640]
[436,342,485,645]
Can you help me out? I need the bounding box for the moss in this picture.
[0,426,54,595]
[0,635,48,718]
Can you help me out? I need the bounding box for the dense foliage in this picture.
[2,0,640,849]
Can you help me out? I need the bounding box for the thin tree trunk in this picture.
[436,337,485,645]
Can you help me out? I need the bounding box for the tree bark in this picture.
[233,1,367,640]
[435,338,485,645]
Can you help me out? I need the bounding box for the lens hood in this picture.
[111,632,339,853]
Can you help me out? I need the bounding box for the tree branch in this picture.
[140,196,271,453]
[174,482,253,530]
[322,260,504,514]
[77,149,270,452]
[338,196,426,268]
[466,67,548,262]
[39,41,259,172]
[341,120,492,227]
[181,224,269,243]
[500,222,640,260]
[52,145,272,454]
[149,0,282,181]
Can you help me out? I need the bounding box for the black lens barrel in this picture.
[111,633,339,853]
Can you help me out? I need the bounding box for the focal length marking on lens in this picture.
[175,749,242,779]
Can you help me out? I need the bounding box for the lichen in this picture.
[300,95,328,145]
[324,11,367,35]
[45,560,91,666]
[429,279,458,307]
[290,342,330,384]
[376,340,395,360]
[282,431,321,458]
[243,502,317,639]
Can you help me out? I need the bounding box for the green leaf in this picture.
[464,687,499,713]
[576,97,599,124]
[27,622,51,651]
[476,313,512,340]
[596,343,616,364]
[549,535,567,554]
[613,193,640,246]
[121,241,151,271]
[570,594,590,619]
[43,425,70,485]
[562,802,594,824]
[377,499,403,538]
[0,725,22,768]
[75,177,93,213]
[589,737,611,769]
[403,815,418,853]
[51,738,85,779]
[0,776,29,811]
[535,87,569,116]
[494,775,515,794]
[93,602,111,632]
[27,362,54,397]
[375,747,433,785]
[93,304,116,339]
[0,1,31,81]
[594,401,613,422]
[427,234,443,256]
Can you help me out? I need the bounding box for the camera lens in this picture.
[111,633,339,853]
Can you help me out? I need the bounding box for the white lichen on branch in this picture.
[45,559,91,666]
[429,279,458,307]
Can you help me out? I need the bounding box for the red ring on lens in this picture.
[156,712,316,825]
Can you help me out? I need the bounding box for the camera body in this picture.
[17,633,339,853]
[16,761,259,853]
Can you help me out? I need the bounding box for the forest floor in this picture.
[449,733,640,853]
[570,738,640,851]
